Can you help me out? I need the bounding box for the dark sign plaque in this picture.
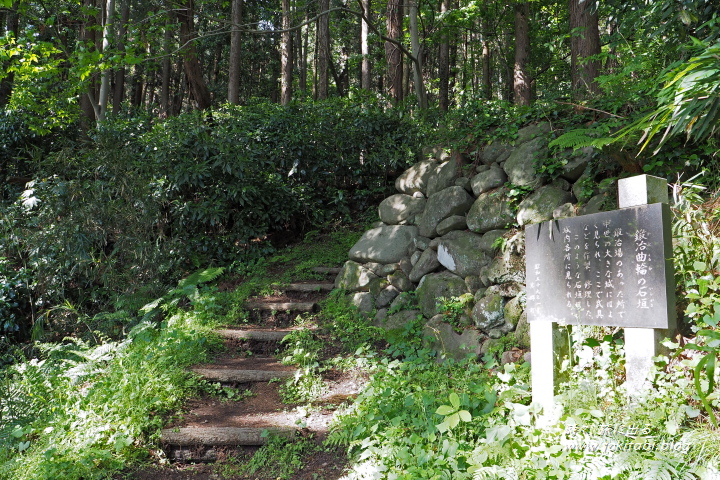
[525,203,675,329]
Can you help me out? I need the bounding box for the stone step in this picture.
[216,328,295,342]
[161,426,296,446]
[244,300,318,312]
[311,266,342,275]
[191,367,296,383]
[282,282,334,293]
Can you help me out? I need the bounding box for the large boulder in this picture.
[485,248,526,285]
[436,215,468,236]
[375,286,400,308]
[395,159,436,195]
[415,271,469,318]
[349,225,419,264]
[503,295,524,329]
[350,292,375,314]
[378,194,427,225]
[471,166,507,197]
[409,248,442,283]
[335,261,380,292]
[388,270,414,292]
[561,146,594,182]
[515,122,551,144]
[423,315,483,361]
[572,170,594,203]
[514,312,530,349]
[503,136,547,188]
[516,185,573,226]
[436,231,491,278]
[466,188,516,234]
[579,193,609,215]
[427,161,460,197]
[374,309,422,331]
[472,293,506,331]
[480,142,512,165]
[417,186,475,238]
[478,229,508,254]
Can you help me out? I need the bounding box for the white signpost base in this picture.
[618,175,671,397]
[530,321,569,411]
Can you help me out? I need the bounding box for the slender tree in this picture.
[228,0,243,104]
[316,0,330,99]
[569,0,601,98]
[280,0,293,104]
[385,0,403,102]
[178,0,212,109]
[360,0,371,90]
[514,1,531,105]
[438,0,450,110]
[408,0,427,108]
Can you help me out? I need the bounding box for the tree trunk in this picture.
[280,0,293,105]
[385,0,403,103]
[569,0,601,98]
[438,0,450,110]
[299,16,308,92]
[513,2,531,106]
[79,0,98,127]
[97,0,116,121]
[481,37,491,99]
[172,55,185,115]
[112,0,130,113]
[360,0,371,90]
[131,64,145,107]
[178,0,212,109]
[228,0,243,104]
[316,0,330,100]
[160,16,173,116]
[408,0,427,109]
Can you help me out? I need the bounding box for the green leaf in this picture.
[458,410,472,422]
[447,413,460,429]
[449,392,460,410]
[436,421,449,433]
[436,405,455,416]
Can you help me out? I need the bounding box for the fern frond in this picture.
[548,129,614,151]
[177,267,225,288]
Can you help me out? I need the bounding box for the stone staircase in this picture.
[160,267,350,464]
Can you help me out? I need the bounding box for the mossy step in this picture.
[244,300,318,312]
[283,283,334,292]
[161,426,296,446]
[311,266,342,275]
[215,329,295,342]
[191,368,296,383]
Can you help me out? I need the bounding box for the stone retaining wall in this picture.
[335,122,615,361]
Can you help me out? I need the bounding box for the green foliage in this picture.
[139,267,225,322]
[436,294,474,331]
[672,178,720,332]
[329,356,499,479]
[681,329,720,428]
[321,289,383,353]
[0,257,30,335]
[0,310,215,480]
[1,98,421,336]
[630,39,720,153]
[216,434,318,480]
[279,329,325,403]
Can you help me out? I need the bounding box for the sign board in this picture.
[525,203,675,329]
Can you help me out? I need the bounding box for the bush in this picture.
[0,98,423,335]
